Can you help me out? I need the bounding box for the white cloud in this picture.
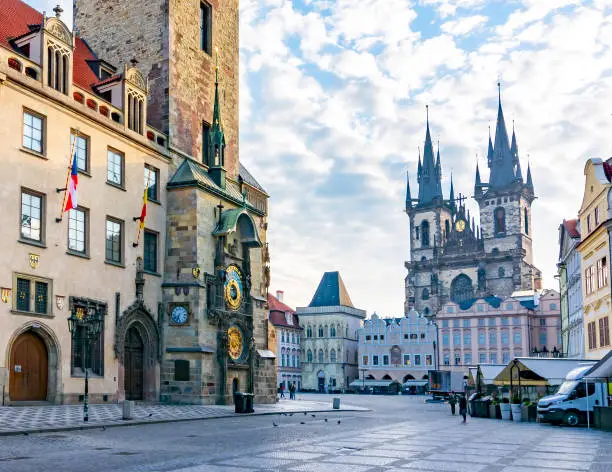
[441,14,488,36]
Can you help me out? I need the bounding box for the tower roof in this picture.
[489,83,516,189]
[417,106,444,206]
[309,271,354,308]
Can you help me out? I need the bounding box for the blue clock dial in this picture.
[171,306,188,324]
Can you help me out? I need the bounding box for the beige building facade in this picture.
[577,158,612,360]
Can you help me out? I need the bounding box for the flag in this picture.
[64,153,78,212]
[139,187,148,229]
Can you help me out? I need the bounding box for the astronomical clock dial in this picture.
[171,305,188,325]
[227,325,244,361]
[455,219,466,233]
[224,264,244,311]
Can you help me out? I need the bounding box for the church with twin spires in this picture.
[404,87,542,317]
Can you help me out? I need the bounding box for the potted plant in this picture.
[500,397,512,420]
[511,394,522,422]
[489,399,498,419]
[520,398,530,422]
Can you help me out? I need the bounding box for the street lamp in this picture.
[67,307,103,422]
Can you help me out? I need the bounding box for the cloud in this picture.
[441,15,488,36]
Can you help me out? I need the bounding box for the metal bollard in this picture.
[333,397,340,409]
[122,400,134,420]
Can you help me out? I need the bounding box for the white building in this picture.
[268,291,302,391]
[298,272,365,392]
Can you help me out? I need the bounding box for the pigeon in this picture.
[273,422,278,427]
[324,418,328,422]
[289,413,294,416]
[304,412,307,416]
[23,432,29,436]
[311,414,316,418]
[300,421,305,425]
[148,413,153,417]
[337,420,341,424]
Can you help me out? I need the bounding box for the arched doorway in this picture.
[232,378,239,394]
[124,327,144,400]
[317,370,325,392]
[10,331,48,401]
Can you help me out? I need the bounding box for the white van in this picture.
[537,365,608,426]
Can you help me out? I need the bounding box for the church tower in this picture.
[405,107,455,315]
[473,84,539,293]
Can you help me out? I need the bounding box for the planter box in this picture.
[489,404,497,419]
[500,403,511,420]
[528,404,537,422]
[520,405,529,422]
[594,406,612,432]
[511,404,522,422]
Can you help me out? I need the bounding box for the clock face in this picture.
[224,265,244,311]
[227,325,244,360]
[455,219,466,232]
[171,306,188,325]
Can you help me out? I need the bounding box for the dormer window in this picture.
[124,68,148,136]
[43,15,73,96]
[127,91,144,134]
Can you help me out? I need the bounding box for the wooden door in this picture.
[9,332,48,401]
[124,327,144,401]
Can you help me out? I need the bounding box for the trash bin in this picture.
[244,393,254,413]
[234,392,247,413]
[471,400,490,418]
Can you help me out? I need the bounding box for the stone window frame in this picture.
[69,296,107,378]
[66,206,90,258]
[200,1,213,55]
[12,272,53,317]
[105,216,125,267]
[143,229,159,274]
[106,147,125,189]
[22,108,46,156]
[71,130,91,175]
[19,187,46,247]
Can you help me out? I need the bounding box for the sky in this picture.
[28,0,612,315]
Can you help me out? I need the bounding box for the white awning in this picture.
[585,350,612,379]
[494,357,596,386]
[403,380,429,387]
[349,379,396,387]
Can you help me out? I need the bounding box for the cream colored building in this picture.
[577,158,612,360]
[0,4,169,403]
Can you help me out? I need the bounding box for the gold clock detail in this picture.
[224,265,244,311]
[455,219,466,232]
[227,325,244,360]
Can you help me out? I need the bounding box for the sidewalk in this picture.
[0,397,368,436]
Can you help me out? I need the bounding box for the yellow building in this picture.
[577,158,612,360]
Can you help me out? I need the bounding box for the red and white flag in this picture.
[64,153,78,211]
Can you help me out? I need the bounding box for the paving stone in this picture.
[400,459,488,471]
[424,452,502,464]
[500,468,576,472]
[323,455,398,466]
[217,457,295,468]
[257,451,323,460]
[512,458,591,470]
[350,448,420,459]
[289,464,373,472]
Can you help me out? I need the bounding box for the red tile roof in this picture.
[1,0,107,93]
[564,219,580,239]
[267,293,302,329]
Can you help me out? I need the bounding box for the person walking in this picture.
[288,383,294,400]
[458,394,467,424]
[449,391,456,415]
[291,382,296,400]
[280,384,286,399]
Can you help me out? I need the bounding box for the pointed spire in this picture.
[417,147,422,183]
[449,173,456,213]
[526,162,534,193]
[474,163,483,198]
[510,120,518,160]
[417,105,444,206]
[489,82,516,189]
[487,126,494,167]
[406,170,413,212]
[209,48,227,189]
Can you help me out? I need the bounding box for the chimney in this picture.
[276,290,284,302]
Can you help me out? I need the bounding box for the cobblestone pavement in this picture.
[0,394,610,472]
[0,396,367,435]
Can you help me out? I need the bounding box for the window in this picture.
[585,266,593,294]
[513,317,520,326]
[575,382,597,398]
[494,207,506,234]
[307,350,313,362]
[373,355,379,366]
[477,305,484,312]
[595,207,600,225]
[463,319,470,328]
[447,306,453,313]
[454,353,461,365]
[502,317,509,326]
[465,353,472,365]
[330,349,336,363]
[174,360,190,381]
[403,354,411,366]
[127,93,144,134]
[443,333,449,345]
[442,319,449,328]
[414,354,421,366]
[489,353,497,364]
[318,350,324,363]
[107,149,124,187]
[421,220,430,247]
[453,319,460,328]
[479,353,486,364]
[144,230,158,273]
[281,332,285,343]
[365,335,371,341]
[502,352,510,364]
[425,354,433,366]
[524,208,529,235]
[105,218,123,264]
[597,257,608,289]
[453,333,460,345]
[501,331,509,345]
[200,2,212,54]
[46,48,68,94]
[70,132,89,173]
[550,303,557,310]
[202,122,211,165]
[478,318,485,327]
[318,326,324,337]
[422,288,429,300]
[489,331,497,346]
[144,165,159,202]
[478,332,485,345]
[410,333,418,340]
[599,317,610,347]
[513,331,522,344]
[20,189,44,243]
[68,208,87,255]
[443,354,450,366]
[539,331,547,347]
[374,335,378,340]
[23,111,44,153]
[14,275,51,315]
[71,313,105,377]
[330,326,336,337]
[415,226,420,240]
[539,318,546,326]
[488,318,496,327]
[383,355,389,365]
[588,322,597,350]
[362,355,368,365]
[464,333,471,346]
[587,215,592,232]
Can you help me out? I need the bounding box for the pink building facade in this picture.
[436,290,562,370]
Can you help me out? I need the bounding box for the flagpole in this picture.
[56,130,79,223]
[133,172,152,247]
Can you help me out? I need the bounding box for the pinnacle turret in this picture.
[416,106,444,206]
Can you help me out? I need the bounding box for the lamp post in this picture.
[359,367,367,392]
[68,307,103,422]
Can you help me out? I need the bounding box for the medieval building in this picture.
[405,88,542,318]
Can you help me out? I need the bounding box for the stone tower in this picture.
[473,84,539,293]
[74,0,240,178]
[405,107,455,315]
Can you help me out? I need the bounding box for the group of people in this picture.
[448,391,468,423]
[279,382,297,400]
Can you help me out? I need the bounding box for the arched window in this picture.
[318,326,324,337]
[404,374,415,382]
[330,349,336,362]
[318,350,324,363]
[422,288,430,300]
[498,267,505,277]
[494,207,506,235]
[306,326,312,338]
[421,221,430,247]
[281,354,285,367]
[330,325,336,337]
[451,274,474,304]
[445,219,450,238]
[281,331,285,342]
[382,374,392,380]
[292,355,296,367]
[524,208,529,235]
[424,307,430,315]
[307,350,313,362]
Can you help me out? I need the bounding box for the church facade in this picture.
[405,91,542,318]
